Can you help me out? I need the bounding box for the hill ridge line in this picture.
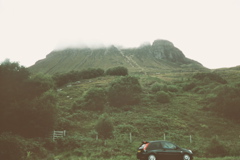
[29,39,207,74]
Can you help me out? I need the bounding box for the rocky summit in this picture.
[29,39,207,74]
[152,40,186,63]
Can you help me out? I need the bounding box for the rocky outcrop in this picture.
[151,39,186,63]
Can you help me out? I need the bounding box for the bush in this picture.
[193,72,227,84]
[167,85,179,92]
[151,83,179,93]
[151,83,164,92]
[0,61,56,138]
[106,66,128,76]
[205,137,228,157]
[95,114,114,139]
[56,135,84,151]
[53,68,104,87]
[212,85,240,120]
[183,82,197,91]
[25,73,55,98]
[4,90,57,138]
[155,91,170,103]
[73,87,107,111]
[0,133,27,160]
[108,76,142,107]
[29,90,56,137]
[0,60,30,112]
[0,133,47,160]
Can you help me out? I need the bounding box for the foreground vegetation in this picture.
[1,60,240,159]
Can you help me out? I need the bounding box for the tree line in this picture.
[53,66,128,87]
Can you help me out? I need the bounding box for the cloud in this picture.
[0,0,240,68]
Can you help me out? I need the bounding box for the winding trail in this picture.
[117,48,146,75]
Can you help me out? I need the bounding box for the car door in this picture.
[160,141,183,160]
[146,142,165,159]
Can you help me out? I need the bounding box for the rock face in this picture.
[151,39,186,63]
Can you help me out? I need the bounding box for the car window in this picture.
[147,142,161,150]
[161,141,177,149]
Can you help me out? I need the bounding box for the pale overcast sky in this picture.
[0,0,240,69]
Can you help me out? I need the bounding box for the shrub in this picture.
[183,82,196,91]
[108,76,142,107]
[0,60,56,138]
[205,137,228,157]
[106,66,128,76]
[95,114,114,139]
[80,68,105,79]
[6,90,57,138]
[193,72,227,84]
[151,83,179,93]
[25,73,55,98]
[155,91,170,103]
[212,85,240,120]
[151,83,164,92]
[0,133,47,160]
[53,68,104,87]
[0,60,30,111]
[0,133,27,160]
[167,85,179,92]
[82,87,107,111]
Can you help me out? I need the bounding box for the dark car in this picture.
[137,140,193,160]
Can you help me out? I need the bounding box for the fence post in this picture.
[104,140,107,146]
[53,131,55,141]
[164,133,166,140]
[190,135,192,143]
[130,132,132,143]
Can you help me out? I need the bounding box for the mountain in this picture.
[29,39,207,74]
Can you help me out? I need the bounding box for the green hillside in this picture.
[1,54,240,159]
[52,68,240,159]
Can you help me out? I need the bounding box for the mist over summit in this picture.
[29,39,207,74]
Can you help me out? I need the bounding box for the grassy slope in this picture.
[29,46,208,75]
[54,69,240,159]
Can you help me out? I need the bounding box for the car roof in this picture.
[142,140,170,143]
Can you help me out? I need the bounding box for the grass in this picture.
[195,157,240,160]
[51,69,240,159]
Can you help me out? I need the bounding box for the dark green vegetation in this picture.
[53,68,105,87]
[0,60,56,159]
[106,66,128,76]
[2,57,240,159]
[0,60,56,138]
